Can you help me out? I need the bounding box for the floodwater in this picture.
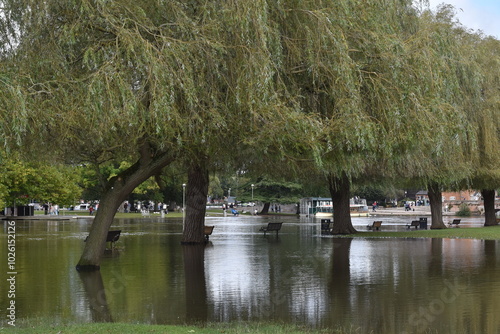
[1,214,500,333]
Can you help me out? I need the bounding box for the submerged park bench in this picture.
[204,225,215,241]
[367,221,382,231]
[321,219,332,234]
[449,219,461,227]
[406,220,420,229]
[259,222,283,236]
[85,230,121,249]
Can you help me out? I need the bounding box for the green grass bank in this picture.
[353,225,500,240]
[1,321,355,333]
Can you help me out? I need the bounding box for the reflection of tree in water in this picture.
[78,271,113,323]
[327,238,352,325]
[183,244,207,323]
[428,238,444,276]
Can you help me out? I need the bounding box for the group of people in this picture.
[404,202,412,211]
[43,203,59,215]
[120,201,169,214]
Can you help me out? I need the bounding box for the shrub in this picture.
[456,203,471,217]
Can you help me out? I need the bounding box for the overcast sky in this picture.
[426,0,500,38]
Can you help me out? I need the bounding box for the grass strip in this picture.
[350,225,500,240]
[1,321,359,333]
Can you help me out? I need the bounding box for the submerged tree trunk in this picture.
[328,173,357,235]
[181,164,209,244]
[76,145,174,271]
[427,182,447,229]
[260,202,271,214]
[482,189,497,226]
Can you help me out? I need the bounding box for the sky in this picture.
[426,0,500,38]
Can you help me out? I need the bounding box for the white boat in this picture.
[314,204,369,217]
[300,197,369,217]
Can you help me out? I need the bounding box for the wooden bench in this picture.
[204,225,214,241]
[85,230,121,249]
[259,222,282,236]
[449,219,461,227]
[406,220,420,229]
[367,221,382,231]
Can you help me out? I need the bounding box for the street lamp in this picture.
[182,183,186,231]
[228,188,231,201]
[251,184,254,200]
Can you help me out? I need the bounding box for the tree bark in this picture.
[482,189,497,226]
[260,202,270,214]
[181,164,209,244]
[328,173,357,234]
[427,182,447,229]
[76,145,175,271]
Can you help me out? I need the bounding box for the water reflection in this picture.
[1,216,500,333]
[183,244,207,322]
[78,271,113,322]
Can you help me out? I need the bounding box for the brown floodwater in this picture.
[1,215,499,333]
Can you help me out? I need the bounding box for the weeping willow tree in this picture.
[468,36,500,226]
[0,0,309,269]
[266,0,434,234]
[172,1,313,244]
[401,5,481,228]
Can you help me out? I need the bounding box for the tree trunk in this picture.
[427,182,447,229]
[482,189,497,226]
[328,173,357,234]
[76,146,174,271]
[181,164,209,244]
[260,202,270,214]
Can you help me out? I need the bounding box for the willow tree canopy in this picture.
[0,0,310,169]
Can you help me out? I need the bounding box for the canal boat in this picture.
[300,197,370,217]
[314,204,369,217]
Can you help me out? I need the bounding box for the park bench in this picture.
[204,225,214,241]
[105,230,121,249]
[406,220,420,229]
[367,221,382,231]
[449,219,461,227]
[259,222,282,236]
[85,230,121,249]
[321,219,332,234]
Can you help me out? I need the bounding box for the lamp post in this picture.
[228,188,231,202]
[251,184,254,200]
[182,183,186,231]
